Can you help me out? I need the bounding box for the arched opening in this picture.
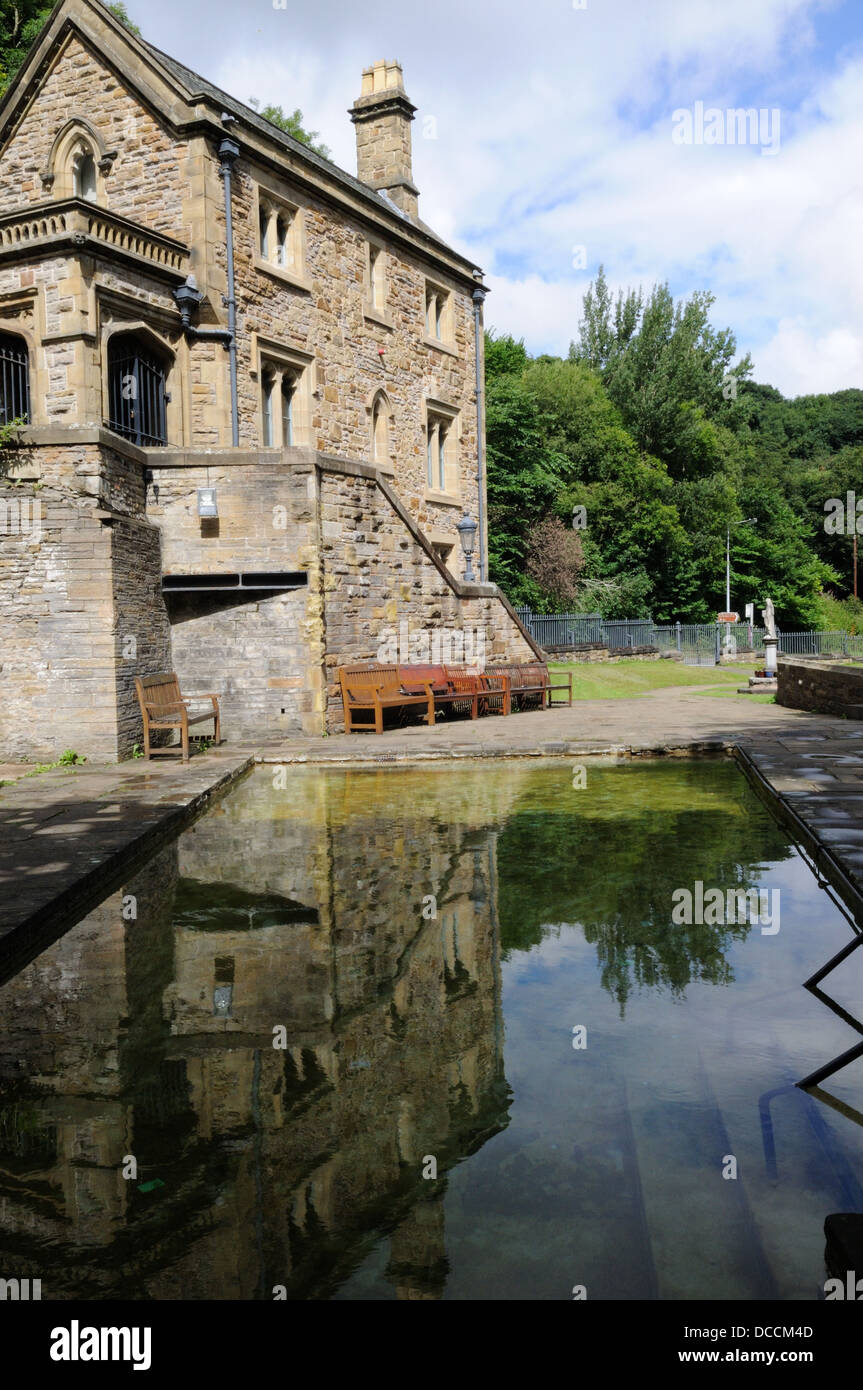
[371,394,389,464]
[106,332,171,447]
[72,147,98,201]
[261,365,277,446]
[259,204,270,259]
[280,373,294,446]
[0,332,31,425]
[276,214,291,267]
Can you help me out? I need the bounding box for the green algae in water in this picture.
[0,759,861,1300]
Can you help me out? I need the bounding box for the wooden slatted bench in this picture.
[339,663,515,733]
[339,664,435,734]
[399,664,483,721]
[485,661,572,711]
[134,673,221,762]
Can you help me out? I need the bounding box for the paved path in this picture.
[260,688,828,761]
[2,689,863,977]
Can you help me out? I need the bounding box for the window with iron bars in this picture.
[0,332,31,426]
[106,335,169,447]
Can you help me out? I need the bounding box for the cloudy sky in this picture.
[134,0,862,397]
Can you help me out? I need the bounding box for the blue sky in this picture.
[132,0,863,396]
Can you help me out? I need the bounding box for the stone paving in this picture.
[2,687,863,979]
[0,748,253,981]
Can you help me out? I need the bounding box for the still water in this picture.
[2,759,863,1300]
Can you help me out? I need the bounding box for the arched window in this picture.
[0,332,31,425]
[259,204,270,259]
[276,214,291,268]
[261,366,277,446]
[106,332,170,447]
[280,373,294,446]
[73,147,97,201]
[371,395,388,463]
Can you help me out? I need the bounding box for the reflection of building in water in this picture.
[0,769,511,1299]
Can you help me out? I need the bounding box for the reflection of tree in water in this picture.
[496,762,793,1013]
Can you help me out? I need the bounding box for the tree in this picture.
[571,269,752,479]
[1,3,139,95]
[485,367,565,603]
[251,101,332,160]
[524,515,585,609]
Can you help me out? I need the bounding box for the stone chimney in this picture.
[350,61,418,220]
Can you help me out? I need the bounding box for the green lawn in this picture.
[548,659,759,701]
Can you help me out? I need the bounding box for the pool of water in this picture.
[1,759,862,1300]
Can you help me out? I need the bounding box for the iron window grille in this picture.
[106,337,169,447]
[0,333,31,426]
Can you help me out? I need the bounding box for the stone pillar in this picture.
[764,635,778,675]
[350,61,419,221]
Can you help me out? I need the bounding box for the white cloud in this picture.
[139,0,857,396]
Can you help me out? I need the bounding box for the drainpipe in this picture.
[472,277,487,583]
[218,126,240,447]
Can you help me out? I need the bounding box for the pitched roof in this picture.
[135,35,472,266]
[0,0,482,278]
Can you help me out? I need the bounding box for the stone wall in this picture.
[225,156,481,554]
[0,440,170,762]
[777,657,863,719]
[318,461,537,731]
[146,447,325,740]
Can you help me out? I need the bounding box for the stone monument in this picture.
[762,597,778,676]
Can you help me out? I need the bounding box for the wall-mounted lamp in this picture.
[197,487,218,518]
[172,273,205,331]
[457,512,478,583]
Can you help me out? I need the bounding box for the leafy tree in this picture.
[1,2,139,95]
[485,368,565,603]
[252,101,332,159]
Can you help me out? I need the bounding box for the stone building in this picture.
[0,0,538,760]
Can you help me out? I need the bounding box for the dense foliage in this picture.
[486,267,863,626]
[0,2,139,94]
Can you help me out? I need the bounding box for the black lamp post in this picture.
[457,513,478,583]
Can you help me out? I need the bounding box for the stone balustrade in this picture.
[0,198,189,279]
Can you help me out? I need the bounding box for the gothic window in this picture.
[261,357,305,447]
[425,407,458,493]
[371,392,389,463]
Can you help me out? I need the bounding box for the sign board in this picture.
[717,612,739,623]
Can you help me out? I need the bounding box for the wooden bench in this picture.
[485,661,572,711]
[339,664,436,734]
[398,664,484,721]
[134,672,221,762]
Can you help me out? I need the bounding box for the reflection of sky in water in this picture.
[0,760,861,1301]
